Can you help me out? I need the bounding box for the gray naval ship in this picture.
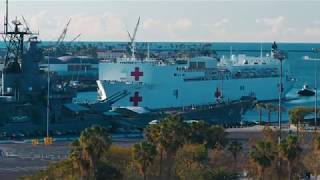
[0,3,75,132]
[89,95,256,127]
[0,13,47,124]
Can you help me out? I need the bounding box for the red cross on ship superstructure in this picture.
[130,92,142,106]
[131,67,143,81]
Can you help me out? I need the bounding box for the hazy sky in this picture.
[0,0,320,42]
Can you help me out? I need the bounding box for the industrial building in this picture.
[40,55,98,80]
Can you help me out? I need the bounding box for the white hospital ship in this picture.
[97,44,295,110]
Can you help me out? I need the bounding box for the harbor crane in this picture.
[127,17,140,60]
[70,33,81,43]
[54,18,71,49]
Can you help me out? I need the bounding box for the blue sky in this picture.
[0,0,320,42]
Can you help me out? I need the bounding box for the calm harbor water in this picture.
[68,42,320,122]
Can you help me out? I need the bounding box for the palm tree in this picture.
[145,122,165,176]
[314,135,320,178]
[304,134,320,179]
[316,135,320,150]
[279,135,302,180]
[256,103,266,125]
[146,115,188,178]
[228,140,243,171]
[69,140,90,179]
[187,120,208,144]
[205,125,228,149]
[79,125,111,179]
[250,140,276,180]
[265,103,278,125]
[289,107,312,135]
[132,141,157,180]
[160,115,189,178]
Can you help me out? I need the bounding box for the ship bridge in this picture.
[188,56,218,69]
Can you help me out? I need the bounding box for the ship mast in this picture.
[1,0,34,96]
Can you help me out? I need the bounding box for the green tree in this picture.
[265,103,278,125]
[304,134,320,179]
[69,140,90,179]
[145,115,188,178]
[280,135,302,180]
[256,103,266,125]
[95,161,122,180]
[144,122,165,176]
[205,167,236,180]
[205,125,228,149]
[79,125,111,179]
[103,145,135,179]
[249,140,276,180]
[132,141,157,180]
[228,140,243,171]
[289,107,313,135]
[175,144,209,180]
[187,120,208,144]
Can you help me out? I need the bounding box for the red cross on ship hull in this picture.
[131,67,143,81]
[130,92,142,106]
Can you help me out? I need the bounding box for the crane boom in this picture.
[70,33,81,43]
[131,17,140,43]
[127,17,140,60]
[55,18,71,48]
[21,15,31,33]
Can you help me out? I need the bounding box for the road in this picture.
[0,126,313,180]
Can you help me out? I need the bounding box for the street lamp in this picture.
[274,49,287,144]
[44,47,56,145]
[304,48,320,131]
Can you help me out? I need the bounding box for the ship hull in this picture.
[98,77,294,109]
[111,97,256,126]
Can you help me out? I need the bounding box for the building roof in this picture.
[41,56,98,64]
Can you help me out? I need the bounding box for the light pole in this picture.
[274,49,287,144]
[44,47,56,145]
[47,50,50,139]
[304,48,320,131]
